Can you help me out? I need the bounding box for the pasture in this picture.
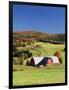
[13,42,65,86]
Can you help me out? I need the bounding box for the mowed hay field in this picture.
[13,42,65,86]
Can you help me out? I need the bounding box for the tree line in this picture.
[13,31,65,43]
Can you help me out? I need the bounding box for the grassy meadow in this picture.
[13,42,65,86]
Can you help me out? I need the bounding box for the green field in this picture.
[13,42,65,86]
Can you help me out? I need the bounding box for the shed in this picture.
[30,56,60,66]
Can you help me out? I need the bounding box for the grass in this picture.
[13,65,65,86]
[13,42,65,86]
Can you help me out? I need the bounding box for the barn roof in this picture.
[32,57,44,65]
[48,56,60,64]
[32,56,60,65]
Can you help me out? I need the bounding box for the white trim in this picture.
[33,57,44,65]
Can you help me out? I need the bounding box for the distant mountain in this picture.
[13,31,48,35]
[13,31,48,40]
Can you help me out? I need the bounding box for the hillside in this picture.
[13,31,65,43]
[13,31,48,35]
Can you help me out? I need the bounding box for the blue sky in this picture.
[13,4,65,34]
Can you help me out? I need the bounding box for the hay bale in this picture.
[54,51,63,64]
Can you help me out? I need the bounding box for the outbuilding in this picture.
[30,56,60,66]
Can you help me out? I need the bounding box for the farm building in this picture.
[30,56,60,66]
